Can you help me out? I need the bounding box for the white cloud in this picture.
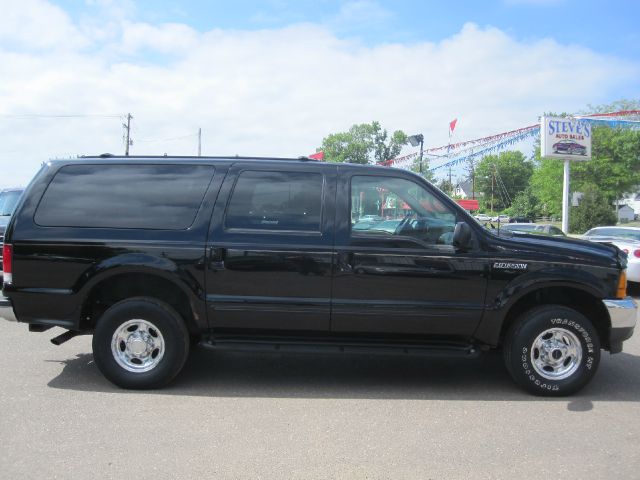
[0,0,90,51]
[85,0,135,16]
[0,5,638,187]
[119,22,200,55]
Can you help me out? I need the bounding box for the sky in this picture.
[1,0,639,187]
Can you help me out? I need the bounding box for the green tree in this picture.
[475,151,533,211]
[530,154,564,217]
[529,128,640,219]
[409,156,434,181]
[572,127,640,204]
[507,187,539,219]
[569,184,617,234]
[437,178,454,196]
[583,99,640,114]
[320,121,407,165]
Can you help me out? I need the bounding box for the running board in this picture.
[50,330,82,345]
[200,337,481,358]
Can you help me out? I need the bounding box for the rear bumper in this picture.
[0,294,17,322]
[603,297,637,353]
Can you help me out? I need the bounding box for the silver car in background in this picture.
[583,226,640,283]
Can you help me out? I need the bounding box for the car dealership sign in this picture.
[540,116,592,160]
[540,116,592,234]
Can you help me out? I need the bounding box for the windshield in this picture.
[585,228,640,241]
[0,190,22,216]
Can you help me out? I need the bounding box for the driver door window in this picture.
[350,176,457,249]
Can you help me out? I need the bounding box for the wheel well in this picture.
[81,273,198,334]
[499,287,611,349]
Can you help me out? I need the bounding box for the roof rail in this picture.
[80,154,323,162]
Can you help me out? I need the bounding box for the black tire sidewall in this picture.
[505,306,600,396]
[92,297,189,389]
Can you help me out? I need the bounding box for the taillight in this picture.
[2,244,12,284]
[634,250,640,258]
[616,270,627,299]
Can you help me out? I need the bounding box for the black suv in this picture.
[1,157,636,395]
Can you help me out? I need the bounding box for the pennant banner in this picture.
[383,109,640,171]
[381,124,541,166]
[578,110,640,118]
[429,127,540,172]
[388,134,519,170]
[579,118,640,129]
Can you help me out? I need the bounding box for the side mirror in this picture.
[453,222,473,251]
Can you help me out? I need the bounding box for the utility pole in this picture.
[197,128,202,156]
[465,158,476,200]
[491,172,495,214]
[123,113,132,156]
[471,166,476,200]
[419,136,424,176]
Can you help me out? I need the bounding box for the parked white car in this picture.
[502,223,566,237]
[583,226,640,283]
[475,214,491,222]
[491,214,510,223]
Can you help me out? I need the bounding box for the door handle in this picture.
[210,247,226,270]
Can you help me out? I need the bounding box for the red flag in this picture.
[449,119,458,132]
[308,151,324,160]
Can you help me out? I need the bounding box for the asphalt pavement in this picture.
[2,297,640,479]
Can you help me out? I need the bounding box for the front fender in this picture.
[473,265,614,346]
[493,267,606,311]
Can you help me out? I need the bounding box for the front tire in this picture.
[92,297,190,389]
[503,305,600,396]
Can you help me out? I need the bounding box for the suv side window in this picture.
[34,164,215,230]
[351,175,457,246]
[225,170,323,232]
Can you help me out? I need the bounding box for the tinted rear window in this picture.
[225,170,323,231]
[35,164,214,230]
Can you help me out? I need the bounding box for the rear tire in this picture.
[92,297,190,389]
[503,305,600,396]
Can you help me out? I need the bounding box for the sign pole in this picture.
[562,158,570,234]
[540,115,592,235]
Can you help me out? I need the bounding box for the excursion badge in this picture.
[493,262,528,270]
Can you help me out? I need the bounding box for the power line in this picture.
[492,163,511,206]
[0,114,122,119]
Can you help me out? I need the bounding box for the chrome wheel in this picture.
[530,327,582,380]
[111,319,165,373]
